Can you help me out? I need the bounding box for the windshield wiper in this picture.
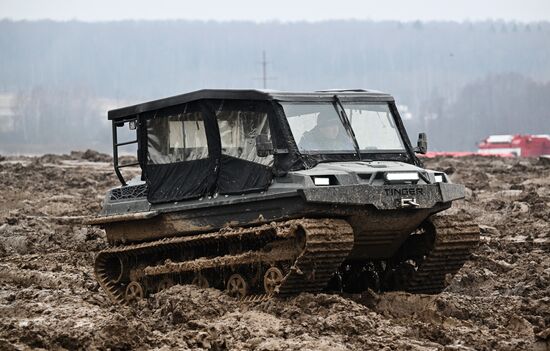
[333,95,361,160]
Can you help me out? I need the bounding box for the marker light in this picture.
[434,174,445,183]
[384,172,419,182]
[313,177,331,186]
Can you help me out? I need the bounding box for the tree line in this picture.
[0,19,548,152]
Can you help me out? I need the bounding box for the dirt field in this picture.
[0,151,549,350]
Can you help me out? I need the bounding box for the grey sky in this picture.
[1,0,549,22]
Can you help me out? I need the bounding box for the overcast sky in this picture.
[1,0,549,22]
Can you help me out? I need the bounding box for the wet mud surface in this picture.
[0,152,549,350]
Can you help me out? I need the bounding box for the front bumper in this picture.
[299,183,465,210]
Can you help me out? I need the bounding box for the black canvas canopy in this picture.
[109,89,417,204]
[108,89,393,121]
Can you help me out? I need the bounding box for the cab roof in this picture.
[108,88,394,120]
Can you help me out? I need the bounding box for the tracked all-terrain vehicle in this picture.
[88,89,480,304]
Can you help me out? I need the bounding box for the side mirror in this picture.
[256,134,274,157]
[415,132,428,154]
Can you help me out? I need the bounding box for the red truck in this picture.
[478,134,550,157]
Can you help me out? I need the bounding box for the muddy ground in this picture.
[0,151,548,350]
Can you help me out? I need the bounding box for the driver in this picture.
[298,112,352,151]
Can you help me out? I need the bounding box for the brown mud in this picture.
[0,152,548,350]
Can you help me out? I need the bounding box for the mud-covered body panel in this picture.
[97,159,462,259]
[99,160,458,216]
[100,172,457,260]
[301,183,463,209]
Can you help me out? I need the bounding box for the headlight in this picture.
[434,173,445,183]
[313,177,331,186]
[384,172,419,182]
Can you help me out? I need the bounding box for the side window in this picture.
[147,107,208,164]
[215,106,273,167]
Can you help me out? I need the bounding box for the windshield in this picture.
[342,103,405,151]
[283,103,356,152]
[282,102,404,153]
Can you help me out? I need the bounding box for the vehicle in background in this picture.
[478,134,550,157]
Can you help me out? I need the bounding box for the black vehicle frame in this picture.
[110,89,420,204]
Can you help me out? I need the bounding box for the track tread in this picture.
[95,218,354,304]
[403,215,480,294]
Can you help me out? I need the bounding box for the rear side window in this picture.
[147,107,208,164]
[215,104,273,167]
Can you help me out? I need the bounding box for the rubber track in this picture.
[95,254,127,304]
[404,215,480,294]
[94,219,354,304]
[277,219,354,295]
[95,222,285,305]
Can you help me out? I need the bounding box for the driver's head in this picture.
[317,112,340,139]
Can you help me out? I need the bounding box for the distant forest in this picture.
[0,19,549,153]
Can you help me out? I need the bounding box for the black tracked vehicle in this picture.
[88,89,480,304]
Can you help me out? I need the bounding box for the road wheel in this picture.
[125,281,144,303]
[156,276,175,293]
[226,273,248,298]
[263,267,284,295]
[192,274,209,288]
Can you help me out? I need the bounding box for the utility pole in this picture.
[256,50,275,89]
[261,50,267,89]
